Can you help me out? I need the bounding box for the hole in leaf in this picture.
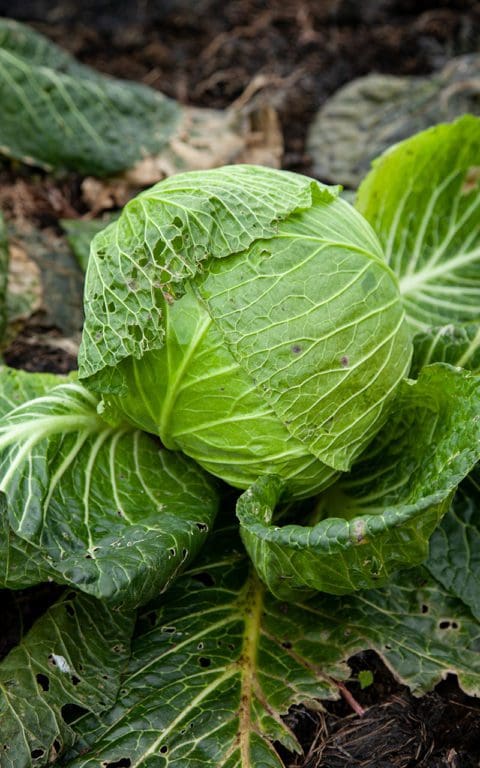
[128,324,143,342]
[451,621,459,629]
[282,641,292,649]
[66,605,75,617]
[52,739,61,753]
[102,759,131,768]
[199,657,211,668]
[182,548,188,558]
[421,604,429,614]
[160,746,168,755]
[71,675,81,686]
[61,703,89,724]
[191,571,215,587]
[439,620,451,630]
[195,522,208,532]
[30,748,45,759]
[36,673,49,692]
[168,548,176,557]
[161,626,176,634]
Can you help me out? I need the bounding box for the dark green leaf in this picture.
[0,590,133,768]
[238,365,480,599]
[306,58,480,188]
[61,527,480,768]
[0,374,219,606]
[0,19,180,175]
[428,471,480,621]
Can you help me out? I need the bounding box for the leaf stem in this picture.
[336,680,365,717]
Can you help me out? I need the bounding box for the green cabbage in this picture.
[79,165,412,498]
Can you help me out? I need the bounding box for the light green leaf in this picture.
[78,165,332,388]
[411,323,480,377]
[0,590,133,768]
[427,471,480,621]
[195,197,409,474]
[0,18,180,175]
[61,527,480,768]
[61,217,117,273]
[356,115,480,331]
[0,376,219,606]
[237,364,480,599]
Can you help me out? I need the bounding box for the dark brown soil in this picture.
[1,1,480,765]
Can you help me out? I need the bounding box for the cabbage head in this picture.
[78,165,412,498]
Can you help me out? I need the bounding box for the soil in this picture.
[1,1,480,766]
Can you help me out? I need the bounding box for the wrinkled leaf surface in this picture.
[238,365,480,598]
[61,526,480,768]
[0,371,219,606]
[0,590,133,768]
[356,115,480,331]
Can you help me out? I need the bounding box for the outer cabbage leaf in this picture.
[79,165,411,489]
[0,590,133,768]
[0,368,68,588]
[306,58,480,188]
[0,18,180,175]
[411,322,480,377]
[356,115,480,331]
[61,526,480,768]
[237,364,480,599]
[427,470,480,621]
[0,375,219,606]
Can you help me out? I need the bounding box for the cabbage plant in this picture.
[78,166,412,498]
[0,117,480,768]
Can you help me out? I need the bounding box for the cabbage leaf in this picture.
[427,471,480,621]
[61,525,480,768]
[237,364,480,598]
[0,368,219,607]
[0,18,180,175]
[0,590,133,768]
[356,115,480,331]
